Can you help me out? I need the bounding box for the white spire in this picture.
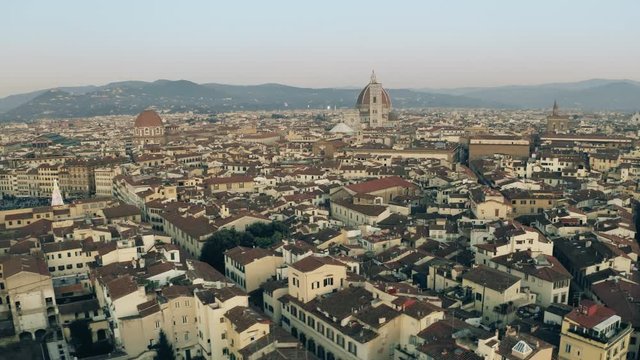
[51,179,64,207]
[370,69,377,83]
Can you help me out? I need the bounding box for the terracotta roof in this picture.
[565,300,618,329]
[43,240,83,253]
[346,176,416,194]
[289,256,345,273]
[0,254,50,278]
[356,80,391,108]
[225,306,270,332]
[225,246,279,265]
[105,275,139,301]
[462,265,520,292]
[134,109,163,128]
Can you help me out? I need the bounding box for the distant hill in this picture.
[0,80,501,121]
[424,79,640,110]
[0,78,638,121]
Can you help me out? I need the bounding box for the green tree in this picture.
[200,221,290,271]
[155,330,175,360]
[69,319,93,357]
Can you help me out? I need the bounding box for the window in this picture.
[182,316,188,323]
[323,277,334,287]
[326,328,334,341]
[348,341,357,355]
[337,334,345,347]
[307,317,315,328]
[155,321,160,328]
[475,293,482,301]
[564,343,571,353]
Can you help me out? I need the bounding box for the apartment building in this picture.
[224,246,284,293]
[559,301,632,360]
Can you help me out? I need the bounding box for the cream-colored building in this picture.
[205,176,255,194]
[288,256,347,304]
[0,255,57,340]
[470,187,512,220]
[462,265,534,327]
[224,246,283,293]
[330,199,390,227]
[474,222,554,266]
[95,165,121,197]
[490,251,571,307]
[119,286,199,360]
[281,283,445,360]
[559,301,632,360]
[43,240,95,277]
[194,286,248,360]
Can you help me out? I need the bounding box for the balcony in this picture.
[566,322,632,345]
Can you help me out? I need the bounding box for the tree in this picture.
[155,330,175,360]
[69,319,93,357]
[200,221,290,272]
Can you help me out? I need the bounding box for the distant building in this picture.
[356,71,392,128]
[547,100,572,133]
[133,109,165,146]
[468,135,530,161]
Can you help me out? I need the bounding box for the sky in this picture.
[1,0,639,97]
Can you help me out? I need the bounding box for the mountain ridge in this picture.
[0,78,638,121]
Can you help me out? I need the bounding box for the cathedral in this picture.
[133,109,166,146]
[355,71,392,128]
[546,101,571,133]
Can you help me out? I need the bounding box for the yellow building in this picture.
[0,254,57,340]
[462,265,533,327]
[559,301,632,360]
[288,256,347,304]
[224,246,283,293]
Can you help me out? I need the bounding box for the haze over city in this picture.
[2,0,640,97]
[2,2,640,360]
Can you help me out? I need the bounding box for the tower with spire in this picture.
[51,179,64,207]
[546,100,570,133]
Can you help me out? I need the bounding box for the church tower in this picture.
[546,100,571,133]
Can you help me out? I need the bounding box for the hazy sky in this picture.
[2,0,639,97]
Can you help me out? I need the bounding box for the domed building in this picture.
[356,70,392,128]
[133,109,165,146]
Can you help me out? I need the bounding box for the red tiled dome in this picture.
[356,83,391,108]
[134,110,163,128]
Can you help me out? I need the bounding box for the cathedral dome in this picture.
[355,72,391,108]
[134,109,163,128]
